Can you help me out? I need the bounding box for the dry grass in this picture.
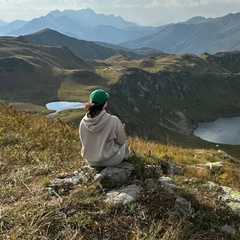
[0,103,240,239]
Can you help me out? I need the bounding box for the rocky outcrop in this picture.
[47,160,240,236]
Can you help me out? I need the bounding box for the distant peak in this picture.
[50,9,61,13]
[184,16,210,25]
[37,28,53,33]
[27,28,57,36]
[48,9,59,15]
[81,8,95,13]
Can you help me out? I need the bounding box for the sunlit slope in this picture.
[1,35,240,148]
[0,103,239,239]
[100,53,240,146]
[0,36,97,105]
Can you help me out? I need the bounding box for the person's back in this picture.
[79,89,129,167]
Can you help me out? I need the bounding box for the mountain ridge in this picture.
[121,12,240,55]
[1,9,240,55]
[23,28,147,60]
[1,9,155,44]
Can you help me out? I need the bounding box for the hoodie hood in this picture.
[82,110,111,133]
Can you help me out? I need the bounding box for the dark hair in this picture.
[85,102,105,118]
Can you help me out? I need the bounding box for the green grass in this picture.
[0,103,240,239]
[4,61,240,157]
[2,43,240,151]
[1,39,240,238]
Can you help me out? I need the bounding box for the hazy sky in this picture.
[1,0,240,26]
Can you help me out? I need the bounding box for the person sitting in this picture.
[79,89,130,167]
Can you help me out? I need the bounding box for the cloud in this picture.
[0,0,239,24]
[1,0,239,10]
[141,0,240,8]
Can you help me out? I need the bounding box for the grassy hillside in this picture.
[24,29,142,60]
[0,36,93,69]
[1,36,240,156]
[97,53,240,156]
[0,103,240,239]
[0,36,97,109]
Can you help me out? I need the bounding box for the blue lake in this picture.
[46,101,85,116]
[193,116,240,145]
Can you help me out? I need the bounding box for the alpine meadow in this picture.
[0,9,240,240]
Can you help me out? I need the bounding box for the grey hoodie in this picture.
[79,110,126,166]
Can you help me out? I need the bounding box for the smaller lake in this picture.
[193,116,240,145]
[46,101,85,117]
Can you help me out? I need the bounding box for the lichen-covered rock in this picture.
[47,162,134,194]
[159,176,179,194]
[164,164,183,175]
[93,161,134,184]
[186,161,223,176]
[203,181,221,192]
[204,161,223,175]
[46,165,99,193]
[104,184,141,205]
[174,196,192,217]
[221,186,240,215]
[145,178,161,193]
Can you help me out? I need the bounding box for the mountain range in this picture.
[1,9,240,55]
[23,28,164,60]
[122,12,240,55]
[0,9,159,45]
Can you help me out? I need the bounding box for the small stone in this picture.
[159,176,178,194]
[203,181,220,192]
[164,164,183,175]
[220,224,236,235]
[174,196,192,216]
[145,178,160,193]
[104,184,141,205]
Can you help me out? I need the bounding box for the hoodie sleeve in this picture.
[114,117,126,146]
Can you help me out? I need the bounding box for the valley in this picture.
[0,36,240,157]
